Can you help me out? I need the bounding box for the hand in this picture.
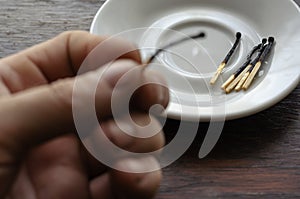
[0,31,169,199]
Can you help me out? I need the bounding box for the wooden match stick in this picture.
[242,37,275,91]
[221,73,236,90]
[232,41,268,92]
[235,70,251,91]
[234,39,268,92]
[210,62,226,85]
[225,64,252,93]
[210,32,242,85]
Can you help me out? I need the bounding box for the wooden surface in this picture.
[1,0,299,198]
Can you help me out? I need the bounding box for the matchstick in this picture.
[224,39,268,93]
[242,37,275,91]
[145,32,206,65]
[221,39,267,90]
[210,32,242,85]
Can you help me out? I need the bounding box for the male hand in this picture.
[0,31,169,199]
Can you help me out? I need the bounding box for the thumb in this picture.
[0,59,169,156]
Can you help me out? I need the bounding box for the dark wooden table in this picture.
[1,0,299,198]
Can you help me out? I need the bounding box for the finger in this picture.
[84,112,165,179]
[8,162,36,199]
[132,70,169,112]
[25,135,90,199]
[100,113,165,153]
[0,59,168,157]
[96,62,169,118]
[0,31,141,93]
[110,156,162,199]
[83,147,107,179]
[79,94,166,178]
[90,157,161,199]
[85,113,165,198]
[90,173,113,199]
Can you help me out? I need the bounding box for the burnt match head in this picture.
[222,32,242,64]
[198,32,206,38]
[190,31,206,40]
[262,38,268,44]
[259,36,275,62]
[236,32,242,39]
[268,37,275,43]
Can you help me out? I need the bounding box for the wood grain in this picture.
[1,0,299,198]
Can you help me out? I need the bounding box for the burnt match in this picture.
[242,37,275,90]
[235,39,268,91]
[210,32,242,85]
[221,40,265,90]
[145,31,206,65]
[224,38,267,93]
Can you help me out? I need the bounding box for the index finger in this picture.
[0,31,141,90]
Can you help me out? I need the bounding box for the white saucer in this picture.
[91,0,300,121]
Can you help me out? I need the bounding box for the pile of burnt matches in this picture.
[210,32,275,94]
[145,31,275,94]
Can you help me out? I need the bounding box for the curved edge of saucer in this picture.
[90,0,112,34]
[291,0,300,12]
[165,75,299,122]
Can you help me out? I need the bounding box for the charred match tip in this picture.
[198,32,206,38]
[190,31,206,40]
[236,32,242,39]
[262,38,268,44]
[268,37,275,43]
